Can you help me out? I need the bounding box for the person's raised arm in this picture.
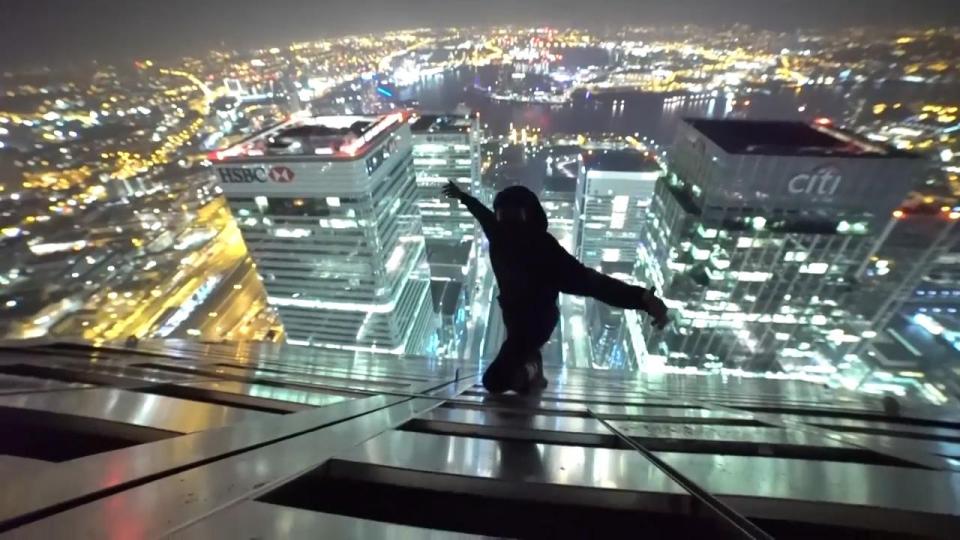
[549,240,669,328]
[443,180,497,238]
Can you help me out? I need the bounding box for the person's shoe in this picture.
[519,353,548,394]
[507,363,532,394]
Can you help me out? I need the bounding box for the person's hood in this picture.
[493,185,548,232]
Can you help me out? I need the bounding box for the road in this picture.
[75,195,272,342]
[176,256,272,340]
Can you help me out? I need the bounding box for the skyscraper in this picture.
[576,149,664,272]
[542,148,582,251]
[213,112,437,354]
[851,189,960,396]
[637,119,923,373]
[410,114,482,245]
[410,114,484,356]
[574,149,663,367]
[884,181,960,318]
[854,195,960,332]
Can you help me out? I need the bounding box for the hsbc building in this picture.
[212,113,437,354]
[216,165,296,184]
[635,119,925,372]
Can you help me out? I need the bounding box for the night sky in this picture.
[1,0,959,69]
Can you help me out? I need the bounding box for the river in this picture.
[397,62,958,146]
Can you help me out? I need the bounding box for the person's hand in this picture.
[442,180,465,200]
[642,287,669,330]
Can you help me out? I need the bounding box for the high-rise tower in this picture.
[637,119,923,372]
[213,112,436,354]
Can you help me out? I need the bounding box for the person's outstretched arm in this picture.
[550,240,669,328]
[442,181,497,238]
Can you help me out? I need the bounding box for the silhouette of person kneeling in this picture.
[444,181,669,394]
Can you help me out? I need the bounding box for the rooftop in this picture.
[583,149,662,173]
[1,339,958,537]
[409,114,473,134]
[211,112,406,161]
[687,119,916,158]
[425,239,473,266]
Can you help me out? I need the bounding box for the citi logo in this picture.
[788,165,841,197]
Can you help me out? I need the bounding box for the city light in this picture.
[28,240,87,256]
[0,17,953,405]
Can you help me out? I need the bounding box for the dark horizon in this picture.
[2,0,960,71]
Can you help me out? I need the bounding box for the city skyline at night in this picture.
[4,1,960,68]
[0,20,959,403]
[3,7,960,537]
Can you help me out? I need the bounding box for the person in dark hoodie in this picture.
[443,181,669,394]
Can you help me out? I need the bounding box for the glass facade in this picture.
[572,149,663,369]
[576,150,662,272]
[217,115,437,354]
[636,119,927,379]
[410,115,485,357]
[411,115,483,244]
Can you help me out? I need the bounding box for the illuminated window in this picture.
[612,195,630,213]
[414,158,446,166]
[697,225,718,238]
[800,262,829,274]
[736,271,772,282]
[274,228,311,239]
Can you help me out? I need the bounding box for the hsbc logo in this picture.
[268,166,295,183]
[788,165,841,197]
[217,167,266,183]
[217,166,296,184]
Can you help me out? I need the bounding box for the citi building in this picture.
[637,119,923,373]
